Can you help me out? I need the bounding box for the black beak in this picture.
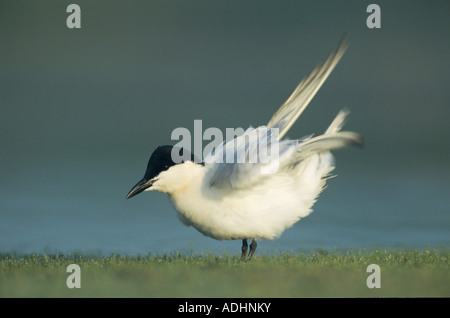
[126,178,154,199]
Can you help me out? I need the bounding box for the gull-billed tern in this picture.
[126,37,363,259]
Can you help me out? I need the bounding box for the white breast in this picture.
[168,152,334,241]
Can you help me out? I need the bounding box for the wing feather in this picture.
[267,36,349,140]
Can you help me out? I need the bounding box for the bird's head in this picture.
[126,145,200,199]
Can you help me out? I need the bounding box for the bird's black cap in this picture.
[126,145,200,199]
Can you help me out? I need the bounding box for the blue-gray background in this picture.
[1,1,449,256]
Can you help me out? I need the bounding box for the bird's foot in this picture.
[241,239,257,260]
[241,239,248,258]
[247,239,257,259]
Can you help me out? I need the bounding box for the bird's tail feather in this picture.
[295,110,363,160]
[325,108,350,135]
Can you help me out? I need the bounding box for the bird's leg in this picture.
[241,239,248,258]
[247,239,257,259]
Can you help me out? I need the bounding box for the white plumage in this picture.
[126,37,363,258]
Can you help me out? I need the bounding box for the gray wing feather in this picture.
[267,36,349,140]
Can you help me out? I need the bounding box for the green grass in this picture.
[0,249,448,297]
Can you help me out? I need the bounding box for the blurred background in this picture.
[1,0,448,256]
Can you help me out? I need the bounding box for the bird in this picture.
[126,37,363,259]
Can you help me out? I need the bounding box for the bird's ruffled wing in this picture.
[204,37,362,192]
[204,111,363,191]
[204,126,297,190]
